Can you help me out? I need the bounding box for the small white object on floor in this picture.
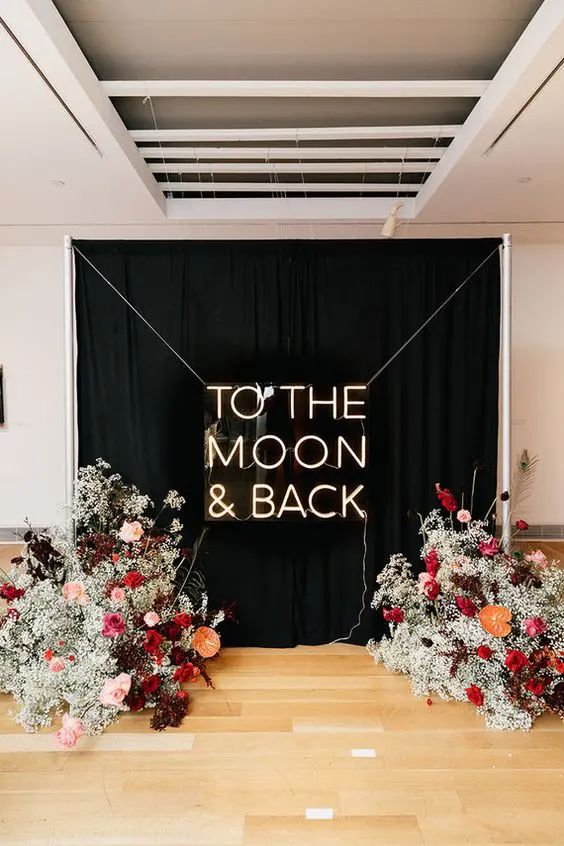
[351,748,377,757]
[306,808,334,820]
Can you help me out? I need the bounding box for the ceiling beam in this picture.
[166,196,416,221]
[157,182,420,193]
[150,162,435,174]
[140,146,445,161]
[104,79,488,99]
[131,126,460,143]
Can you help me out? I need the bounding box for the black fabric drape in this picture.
[75,239,500,647]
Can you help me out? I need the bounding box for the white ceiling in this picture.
[0,0,563,242]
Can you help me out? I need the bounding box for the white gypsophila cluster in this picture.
[0,461,224,739]
[368,508,564,731]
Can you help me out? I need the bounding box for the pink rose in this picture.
[144,611,160,627]
[101,612,126,638]
[525,549,548,567]
[110,587,125,603]
[62,581,88,605]
[49,657,66,673]
[99,673,132,708]
[54,713,84,749]
[418,572,440,601]
[119,520,144,543]
[523,616,547,637]
[479,537,499,557]
[457,509,471,524]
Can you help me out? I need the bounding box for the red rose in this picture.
[173,662,197,683]
[174,612,192,628]
[526,677,544,696]
[44,649,54,661]
[466,684,484,707]
[126,691,146,712]
[170,646,186,665]
[111,553,120,563]
[421,576,440,601]
[479,538,499,557]
[163,621,182,642]
[455,596,478,618]
[505,649,529,673]
[382,607,404,624]
[0,583,25,602]
[141,674,161,695]
[68,655,75,662]
[435,484,458,513]
[122,571,145,589]
[477,645,493,660]
[143,629,164,654]
[516,519,529,531]
[424,548,439,578]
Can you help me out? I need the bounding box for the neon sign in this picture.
[204,384,367,521]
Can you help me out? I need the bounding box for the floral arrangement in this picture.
[368,475,564,730]
[0,460,225,747]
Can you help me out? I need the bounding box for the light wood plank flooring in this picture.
[0,543,563,845]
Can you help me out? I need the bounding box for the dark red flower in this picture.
[466,684,484,707]
[68,655,75,662]
[173,662,197,683]
[525,677,544,696]
[382,607,405,624]
[163,621,182,642]
[477,645,493,660]
[424,548,440,578]
[126,691,146,712]
[141,674,161,695]
[122,571,145,589]
[170,646,186,665]
[516,519,529,531]
[0,583,25,602]
[44,648,53,661]
[479,538,499,557]
[455,596,478,617]
[505,649,529,673]
[174,612,192,628]
[143,629,164,654]
[435,484,458,513]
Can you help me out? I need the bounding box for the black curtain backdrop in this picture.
[75,239,500,647]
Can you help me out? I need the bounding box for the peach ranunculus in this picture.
[119,520,144,543]
[144,611,160,627]
[110,587,126,603]
[99,673,131,708]
[456,509,471,524]
[62,581,88,604]
[54,713,84,749]
[525,549,548,567]
[49,657,66,673]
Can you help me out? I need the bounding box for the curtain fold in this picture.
[75,239,500,647]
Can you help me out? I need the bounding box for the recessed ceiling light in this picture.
[51,179,66,188]
[517,176,532,184]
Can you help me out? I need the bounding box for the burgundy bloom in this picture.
[515,519,529,531]
[479,538,499,557]
[122,571,145,589]
[424,548,439,578]
[163,621,182,642]
[174,612,192,628]
[143,629,164,655]
[466,684,484,707]
[477,645,493,660]
[455,596,478,618]
[435,484,458,513]
[0,584,25,602]
[505,649,529,673]
[170,646,186,666]
[141,674,161,695]
[525,677,544,696]
[126,691,146,712]
[382,607,404,624]
[173,662,197,683]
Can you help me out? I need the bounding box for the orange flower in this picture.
[478,605,512,637]
[193,626,221,658]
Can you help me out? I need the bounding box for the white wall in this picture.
[0,246,65,528]
[512,244,564,525]
[0,239,562,529]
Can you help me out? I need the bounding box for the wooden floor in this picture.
[1,544,563,845]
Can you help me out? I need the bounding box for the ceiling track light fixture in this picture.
[381,202,404,238]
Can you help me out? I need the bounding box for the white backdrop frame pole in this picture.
[500,233,512,550]
[63,235,77,514]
